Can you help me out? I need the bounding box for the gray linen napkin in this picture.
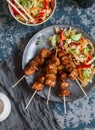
[0,54,61,130]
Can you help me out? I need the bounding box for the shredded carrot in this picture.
[63,35,67,41]
[79,36,88,46]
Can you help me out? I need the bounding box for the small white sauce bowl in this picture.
[0,92,11,122]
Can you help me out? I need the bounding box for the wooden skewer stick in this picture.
[46,87,51,106]
[63,94,66,114]
[55,47,58,56]
[73,61,87,96]
[12,75,25,88]
[6,0,28,22]
[75,79,87,96]
[25,90,37,110]
[14,0,34,22]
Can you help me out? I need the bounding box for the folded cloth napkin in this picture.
[0,54,61,130]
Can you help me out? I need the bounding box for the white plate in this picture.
[22,25,95,102]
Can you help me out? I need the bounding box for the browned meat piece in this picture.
[29,60,38,67]
[61,56,70,65]
[46,63,57,74]
[45,79,56,87]
[59,73,68,82]
[58,89,71,97]
[45,73,56,80]
[45,73,56,87]
[40,48,51,58]
[57,65,64,75]
[29,62,38,71]
[51,56,60,66]
[34,56,45,66]
[32,82,44,91]
[58,50,65,58]
[39,57,45,66]
[33,48,51,66]
[65,61,75,72]
[34,56,41,64]
[24,65,38,76]
[37,74,45,84]
[24,68,35,76]
[59,82,70,90]
[24,48,51,76]
[69,68,78,81]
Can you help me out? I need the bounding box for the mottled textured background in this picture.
[0,0,95,129]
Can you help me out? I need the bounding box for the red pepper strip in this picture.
[77,64,91,69]
[86,55,91,62]
[10,0,19,15]
[83,55,92,64]
[69,42,79,46]
[38,10,45,19]
[10,0,25,15]
[44,0,48,9]
[59,30,65,50]
[11,7,19,15]
[11,0,15,4]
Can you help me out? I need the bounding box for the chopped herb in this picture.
[39,2,44,8]
[21,0,32,8]
[33,10,38,17]
[84,47,91,55]
[71,49,76,53]
[56,34,60,43]
[83,69,92,79]
[36,40,40,45]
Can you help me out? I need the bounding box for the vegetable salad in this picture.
[10,0,55,24]
[49,27,95,86]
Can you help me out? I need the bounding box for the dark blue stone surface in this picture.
[0,0,95,129]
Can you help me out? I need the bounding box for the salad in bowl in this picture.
[8,0,56,26]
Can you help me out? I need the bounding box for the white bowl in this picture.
[0,92,11,122]
[8,0,56,26]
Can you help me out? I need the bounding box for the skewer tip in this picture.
[75,79,87,96]
[46,87,51,106]
[12,75,25,88]
[63,94,67,114]
[25,90,37,110]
